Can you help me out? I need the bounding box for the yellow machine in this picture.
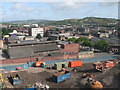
[0,73,4,83]
[83,73,103,89]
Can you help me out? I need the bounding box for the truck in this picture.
[53,70,70,83]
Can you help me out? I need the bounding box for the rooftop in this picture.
[8,41,61,59]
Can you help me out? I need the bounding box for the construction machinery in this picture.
[0,73,4,84]
[83,73,103,89]
[35,61,45,67]
[0,72,4,88]
[93,59,119,72]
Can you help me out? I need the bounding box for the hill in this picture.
[4,17,118,26]
[5,19,52,25]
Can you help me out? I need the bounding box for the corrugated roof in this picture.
[8,42,61,59]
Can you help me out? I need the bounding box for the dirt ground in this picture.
[4,62,120,88]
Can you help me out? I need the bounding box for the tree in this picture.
[36,34,41,39]
[2,28,13,35]
[67,37,76,43]
[75,37,89,43]
[82,41,94,47]
[97,40,109,52]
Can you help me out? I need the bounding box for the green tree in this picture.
[2,28,13,35]
[82,41,94,47]
[75,37,89,43]
[36,34,41,39]
[97,40,109,52]
[67,37,76,43]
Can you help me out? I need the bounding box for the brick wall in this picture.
[60,44,79,53]
[0,53,78,65]
[0,40,4,49]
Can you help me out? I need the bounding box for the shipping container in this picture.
[54,62,68,70]
[53,71,70,83]
[69,60,82,68]
[24,87,37,90]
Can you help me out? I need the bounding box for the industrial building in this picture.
[7,41,62,59]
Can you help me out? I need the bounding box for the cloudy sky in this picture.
[1,1,119,22]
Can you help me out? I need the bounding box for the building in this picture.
[6,36,19,44]
[109,44,120,54]
[24,36,34,40]
[44,26,50,31]
[57,41,79,54]
[30,27,44,37]
[45,30,59,37]
[0,37,4,49]
[78,51,94,59]
[7,41,62,59]
[48,34,67,41]
[23,24,38,27]
[98,33,109,38]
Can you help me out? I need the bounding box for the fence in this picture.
[0,55,119,71]
[0,64,29,71]
[44,55,118,65]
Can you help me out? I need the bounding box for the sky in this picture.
[0,1,119,22]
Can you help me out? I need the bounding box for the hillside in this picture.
[4,17,118,26]
[5,19,52,25]
[45,17,117,26]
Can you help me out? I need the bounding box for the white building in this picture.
[23,25,30,27]
[23,24,38,27]
[31,24,38,27]
[31,27,44,37]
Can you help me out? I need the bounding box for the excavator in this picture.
[0,73,4,88]
[83,72,103,89]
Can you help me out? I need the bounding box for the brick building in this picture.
[60,43,79,54]
[0,37,4,49]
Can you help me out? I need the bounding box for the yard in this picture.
[4,62,120,88]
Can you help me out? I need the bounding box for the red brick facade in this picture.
[60,44,79,54]
[0,40,4,49]
[0,43,79,65]
[0,53,78,65]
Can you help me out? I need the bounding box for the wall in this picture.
[0,55,118,71]
[60,44,79,54]
[78,53,94,59]
[0,53,78,65]
[0,40,4,49]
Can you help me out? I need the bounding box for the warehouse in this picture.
[7,41,62,59]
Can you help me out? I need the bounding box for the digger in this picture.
[83,72,103,89]
[0,73,4,88]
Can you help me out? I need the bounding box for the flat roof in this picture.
[8,41,56,47]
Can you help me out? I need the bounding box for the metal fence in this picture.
[0,55,119,71]
[44,55,118,65]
